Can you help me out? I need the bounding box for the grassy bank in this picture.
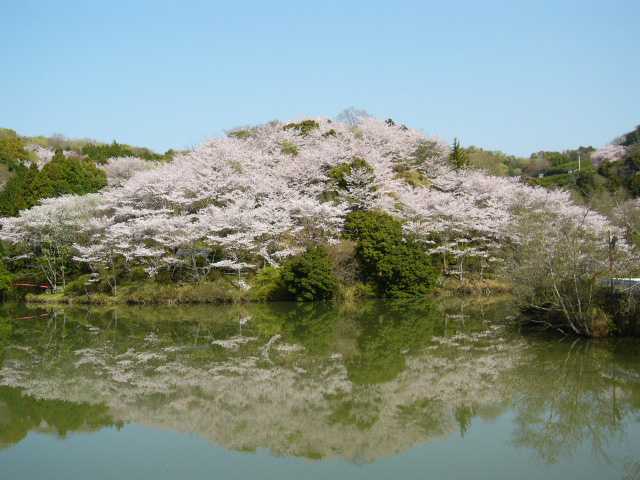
[26,278,247,306]
[24,274,512,306]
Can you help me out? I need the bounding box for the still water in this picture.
[0,299,638,479]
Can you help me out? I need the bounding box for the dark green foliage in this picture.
[574,170,597,197]
[0,164,39,216]
[281,247,338,301]
[597,145,640,197]
[629,173,640,196]
[328,157,374,190]
[0,259,12,301]
[81,141,164,164]
[617,125,640,147]
[0,150,107,216]
[322,129,337,138]
[283,120,320,136]
[598,289,640,336]
[449,138,467,169]
[344,211,438,298]
[523,145,640,201]
[33,150,107,198]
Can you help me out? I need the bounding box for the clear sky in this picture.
[1,0,638,156]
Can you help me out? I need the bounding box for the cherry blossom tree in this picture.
[0,115,632,290]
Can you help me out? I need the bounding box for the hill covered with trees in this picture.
[0,115,638,336]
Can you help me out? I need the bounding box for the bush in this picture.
[281,247,338,301]
[328,157,373,190]
[250,266,288,301]
[393,168,430,188]
[227,129,255,140]
[63,274,96,297]
[344,210,438,298]
[280,140,299,156]
[283,120,320,136]
[322,129,337,138]
[81,141,164,163]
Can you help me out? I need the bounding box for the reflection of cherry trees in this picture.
[1,303,639,464]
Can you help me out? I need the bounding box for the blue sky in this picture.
[1,0,638,156]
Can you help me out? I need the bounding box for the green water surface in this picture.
[0,300,638,479]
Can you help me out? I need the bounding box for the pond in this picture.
[0,299,638,479]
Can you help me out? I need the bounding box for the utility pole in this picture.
[578,153,581,172]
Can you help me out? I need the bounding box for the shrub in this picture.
[328,157,373,190]
[227,128,256,140]
[280,140,299,156]
[394,168,430,188]
[283,120,320,136]
[344,210,438,298]
[281,247,338,301]
[63,274,96,297]
[250,266,288,301]
[322,129,337,138]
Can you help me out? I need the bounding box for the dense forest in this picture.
[0,115,638,336]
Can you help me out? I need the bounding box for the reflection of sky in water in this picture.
[0,301,639,479]
[3,418,639,480]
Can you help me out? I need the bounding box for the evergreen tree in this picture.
[449,138,468,169]
[0,150,107,216]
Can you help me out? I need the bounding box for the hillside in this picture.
[0,118,624,272]
[0,129,171,216]
[0,116,638,335]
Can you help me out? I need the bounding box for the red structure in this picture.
[13,282,50,289]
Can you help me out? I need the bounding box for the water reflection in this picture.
[0,300,638,465]
[0,387,120,449]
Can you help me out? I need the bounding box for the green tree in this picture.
[344,210,438,298]
[0,164,39,216]
[0,151,107,216]
[32,149,107,198]
[0,128,29,171]
[328,157,374,190]
[618,125,640,147]
[449,138,468,169]
[281,247,338,301]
